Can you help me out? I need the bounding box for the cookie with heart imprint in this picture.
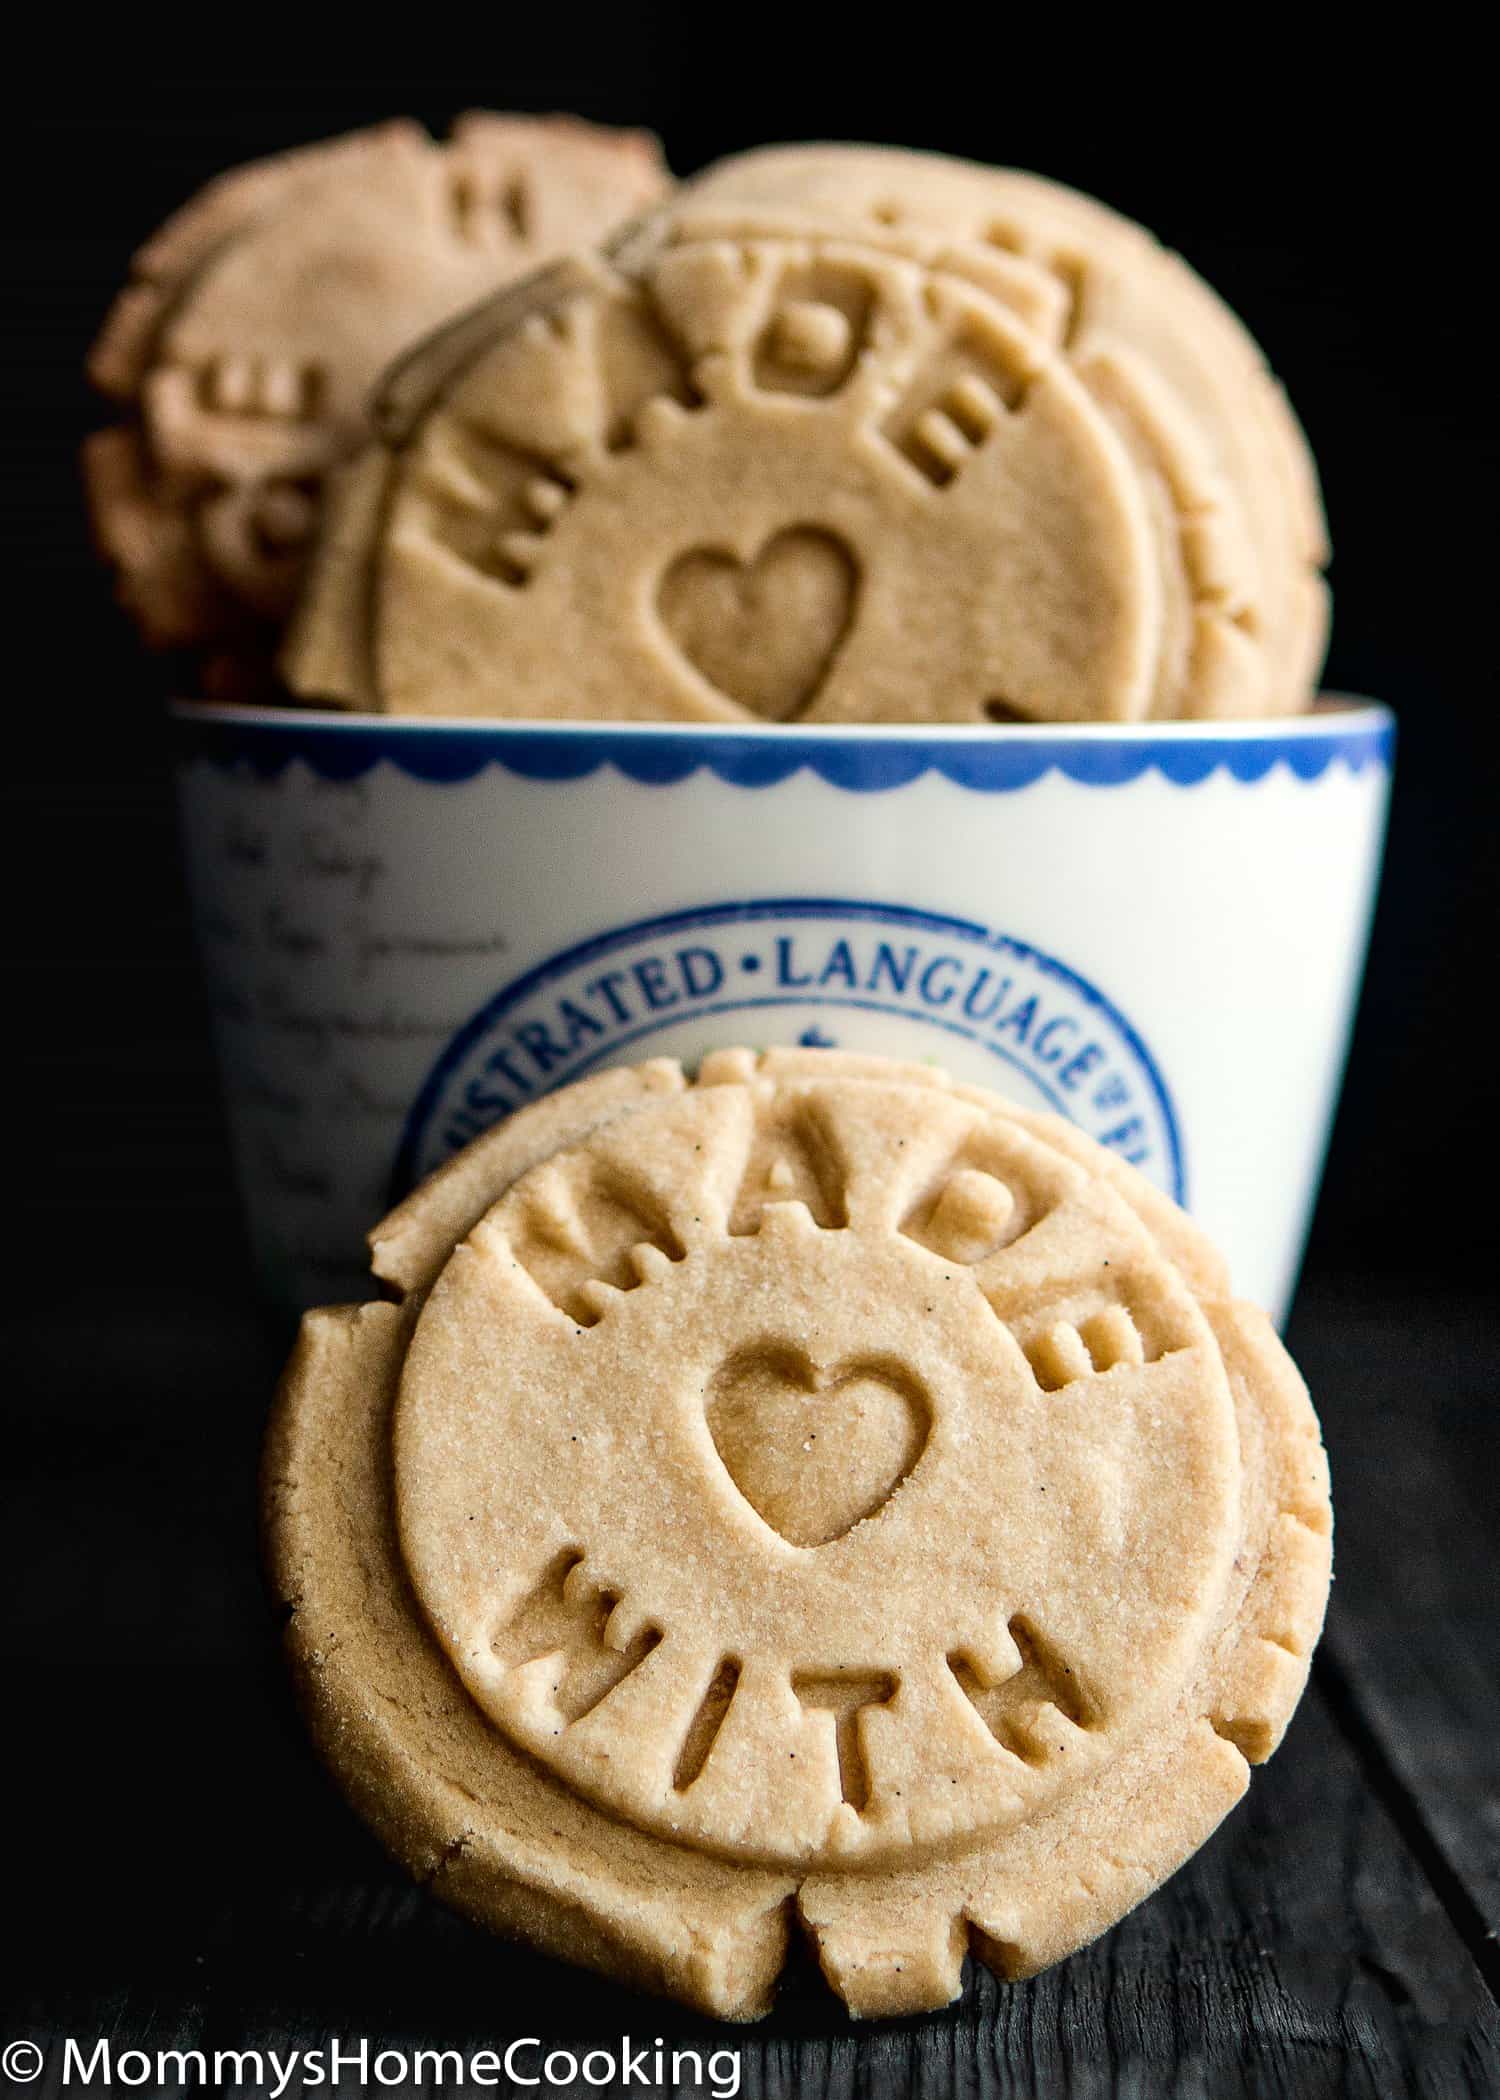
[283,188,1316,722]
[265,1047,1331,2019]
[84,114,669,690]
[657,525,859,719]
[665,143,1330,717]
[706,1346,930,1545]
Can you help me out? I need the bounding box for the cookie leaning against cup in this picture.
[264,1047,1332,2020]
[282,168,1324,723]
[84,114,669,692]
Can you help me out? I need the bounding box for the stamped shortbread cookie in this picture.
[84,115,669,685]
[668,144,1329,714]
[283,158,1324,722]
[264,1048,1331,2019]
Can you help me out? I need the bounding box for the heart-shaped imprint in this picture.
[656,527,858,720]
[706,1346,930,1547]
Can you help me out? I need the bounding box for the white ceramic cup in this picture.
[172,700,1392,1319]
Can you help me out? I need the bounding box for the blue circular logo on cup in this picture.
[396,898,1185,1204]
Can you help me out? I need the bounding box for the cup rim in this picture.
[169,694,1392,743]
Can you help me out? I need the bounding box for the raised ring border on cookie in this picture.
[393,1066,1242,1873]
[169,697,1395,790]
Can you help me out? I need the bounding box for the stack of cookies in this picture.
[88,131,1329,722]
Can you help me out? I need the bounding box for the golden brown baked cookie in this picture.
[264,1048,1331,2019]
[671,144,1330,716]
[282,150,1324,722]
[84,115,669,688]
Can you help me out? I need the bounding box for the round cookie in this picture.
[285,230,1231,722]
[264,1048,1331,2019]
[669,144,1329,715]
[85,114,669,688]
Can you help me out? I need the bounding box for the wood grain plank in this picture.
[1289,1287,1500,1953]
[12,1677,1499,2095]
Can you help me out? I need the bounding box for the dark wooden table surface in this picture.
[6,1267,1496,2098]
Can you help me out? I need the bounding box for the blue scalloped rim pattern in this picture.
[170,707,1394,792]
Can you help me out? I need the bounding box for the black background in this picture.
[8,42,1498,2096]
